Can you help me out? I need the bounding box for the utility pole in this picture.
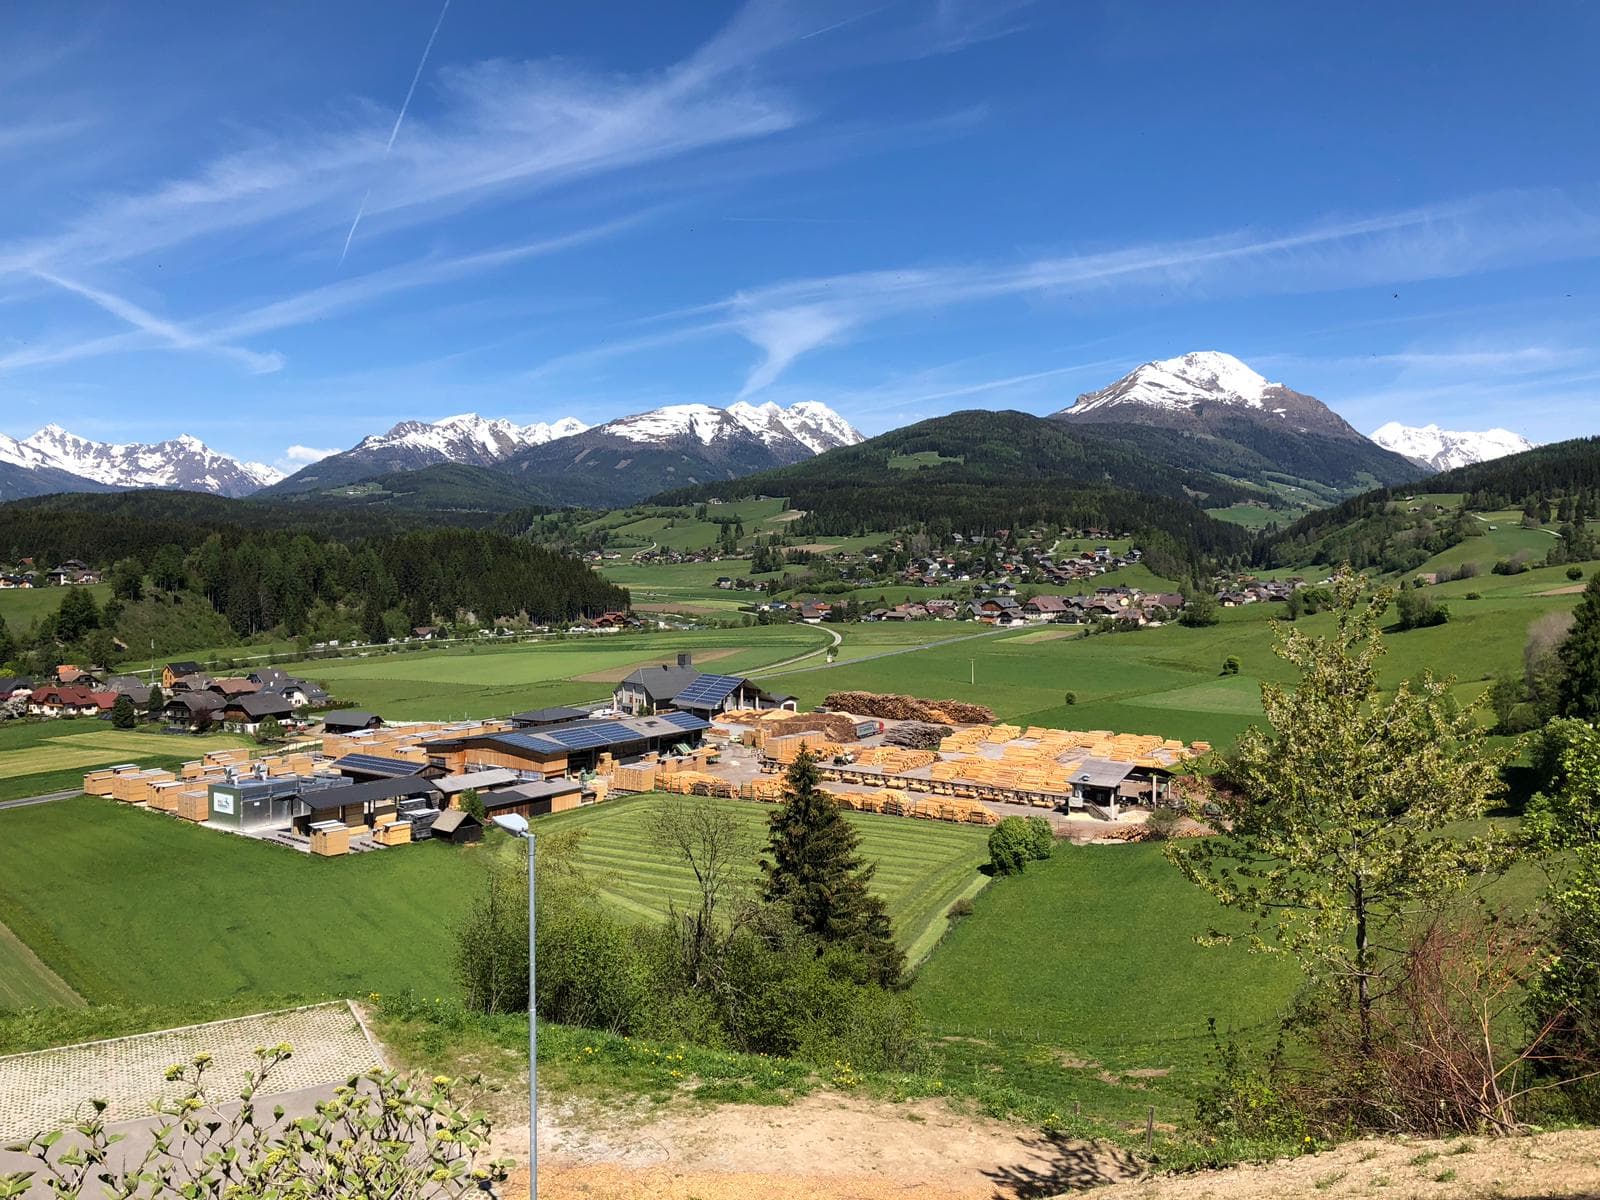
[528,830,538,1199]
[970,658,974,686]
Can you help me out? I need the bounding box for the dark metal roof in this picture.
[333,753,427,778]
[323,709,382,729]
[487,778,583,807]
[617,663,700,701]
[428,712,710,758]
[509,706,589,726]
[232,692,295,718]
[1071,758,1136,789]
[298,777,439,810]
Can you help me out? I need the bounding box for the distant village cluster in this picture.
[0,661,330,732]
[0,558,102,588]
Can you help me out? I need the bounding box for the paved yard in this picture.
[0,1001,383,1144]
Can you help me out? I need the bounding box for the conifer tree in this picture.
[1556,574,1600,719]
[111,693,137,729]
[763,748,903,985]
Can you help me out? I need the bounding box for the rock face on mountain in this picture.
[0,426,280,498]
[1052,352,1422,495]
[1369,421,1535,473]
[500,401,863,506]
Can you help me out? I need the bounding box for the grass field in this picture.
[281,625,833,720]
[0,583,110,630]
[599,560,778,614]
[0,722,254,802]
[1206,503,1287,530]
[914,842,1302,1125]
[0,919,83,1009]
[533,794,990,965]
[0,791,987,1008]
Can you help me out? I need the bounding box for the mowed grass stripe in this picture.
[536,795,989,953]
[0,919,84,1010]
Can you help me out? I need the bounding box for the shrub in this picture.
[946,896,975,919]
[2,1051,509,1198]
[1194,1020,1312,1149]
[1145,806,1183,840]
[1063,691,1077,706]
[987,817,1034,876]
[1569,566,1586,582]
[1025,815,1055,861]
[1221,655,1241,676]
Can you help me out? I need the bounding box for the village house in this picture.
[162,662,203,691]
[164,692,225,729]
[219,692,297,734]
[614,653,796,718]
[1021,595,1072,622]
[30,685,112,718]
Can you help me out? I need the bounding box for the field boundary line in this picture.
[0,1000,351,1066]
[345,999,390,1070]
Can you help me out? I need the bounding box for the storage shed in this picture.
[430,809,483,844]
[322,710,385,734]
[481,778,584,818]
[289,776,441,834]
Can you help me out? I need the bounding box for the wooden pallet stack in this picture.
[612,764,659,793]
[740,778,788,803]
[174,790,212,822]
[852,746,938,773]
[374,822,412,847]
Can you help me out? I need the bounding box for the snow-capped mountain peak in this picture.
[611,400,863,452]
[1065,351,1280,416]
[349,412,591,465]
[7,426,283,496]
[1369,422,1535,472]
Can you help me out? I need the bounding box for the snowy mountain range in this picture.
[1369,422,1536,473]
[1053,351,1422,493]
[0,425,282,498]
[263,400,863,503]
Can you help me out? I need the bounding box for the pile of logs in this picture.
[823,691,994,725]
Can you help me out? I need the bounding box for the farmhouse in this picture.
[162,662,202,690]
[613,653,793,718]
[164,692,225,729]
[28,685,107,718]
[0,677,34,702]
[219,692,296,733]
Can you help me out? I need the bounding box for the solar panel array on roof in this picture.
[333,754,426,778]
[671,673,744,709]
[542,720,637,750]
[658,710,711,733]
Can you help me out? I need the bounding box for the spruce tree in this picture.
[762,748,903,985]
[1556,574,1600,719]
[111,693,137,729]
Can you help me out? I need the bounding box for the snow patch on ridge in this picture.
[1370,422,1535,472]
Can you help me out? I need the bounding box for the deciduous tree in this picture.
[1170,570,1507,1051]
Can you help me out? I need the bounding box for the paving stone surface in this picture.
[0,1001,383,1142]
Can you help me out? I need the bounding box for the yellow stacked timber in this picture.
[179,761,207,781]
[655,770,719,795]
[612,764,658,793]
[111,769,174,804]
[589,779,610,803]
[764,735,842,764]
[310,825,351,857]
[938,727,990,754]
[741,777,788,803]
[84,765,138,796]
[147,781,186,812]
[203,748,250,768]
[853,746,938,772]
[174,790,211,822]
[374,822,412,847]
[986,724,1023,743]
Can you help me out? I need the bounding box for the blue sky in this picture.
[2,0,1598,471]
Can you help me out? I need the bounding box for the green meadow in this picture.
[0,721,253,803]
[0,583,111,631]
[0,793,986,1010]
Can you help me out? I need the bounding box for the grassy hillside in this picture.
[0,793,985,1008]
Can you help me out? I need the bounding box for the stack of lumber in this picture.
[938,727,992,754]
[741,777,788,803]
[611,764,658,793]
[827,788,999,826]
[202,748,250,769]
[310,824,351,857]
[823,691,994,725]
[655,770,732,797]
[84,764,140,796]
[374,821,412,847]
[763,734,843,764]
[852,746,938,772]
[589,779,610,803]
[174,790,211,822]
[985,724,1023,743]
[111,769,175,804]
[147,781,188,812]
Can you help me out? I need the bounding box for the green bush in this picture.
[1025,816,1055,861]
[1221,655,1241,676]
[1568,566,1585,581]
[987,817,1033,876]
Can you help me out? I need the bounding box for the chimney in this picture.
[677,652,693,668]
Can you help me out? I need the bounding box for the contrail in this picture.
[339,0,453,266]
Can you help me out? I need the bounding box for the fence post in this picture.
[1145,1106,1155,1154]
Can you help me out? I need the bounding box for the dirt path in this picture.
[1076,1129,1600,1200]
[497,1092,1138,1200]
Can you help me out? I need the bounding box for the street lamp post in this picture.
[491,813,537,1198]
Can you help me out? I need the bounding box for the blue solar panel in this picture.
[333,754,425,777]
[672,674,743,708]
[660,711,711,732]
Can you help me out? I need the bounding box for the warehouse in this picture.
[207,774,347,831]
[289,777,441,834]
[480,777,585,818]
[331,753,432,782]
[425,711,709,775]
[322,710,385,734]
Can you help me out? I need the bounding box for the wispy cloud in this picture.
[690,189,1600,395]
[31,270,285,373]
[277,444,341,471]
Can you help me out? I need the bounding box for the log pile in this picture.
[883,721,952,749]
[759,712,862,744]
[822,692,994,725]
